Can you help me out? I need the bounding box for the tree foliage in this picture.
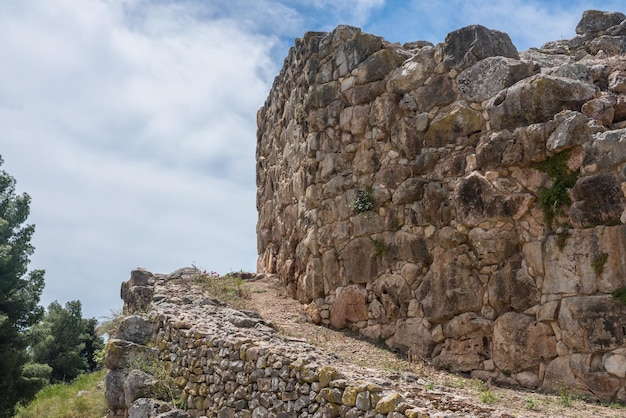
[0,156,45,417]
[29,300,103,383]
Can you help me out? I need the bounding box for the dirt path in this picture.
[234,274,624,418]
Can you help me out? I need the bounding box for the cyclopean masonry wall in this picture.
[256,10,626,401]
[106,268,492,418]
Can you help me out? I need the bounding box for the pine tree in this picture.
[0,156,45,417]
[29,300,88,382]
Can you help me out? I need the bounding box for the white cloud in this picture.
[0,0,274,319]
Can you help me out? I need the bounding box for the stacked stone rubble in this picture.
[106,268,494,418]
[256,10,626,401]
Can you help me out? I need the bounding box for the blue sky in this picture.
[1,0,623,321]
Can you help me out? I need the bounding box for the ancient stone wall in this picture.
[105,268,452,417]
[256,10,626,401]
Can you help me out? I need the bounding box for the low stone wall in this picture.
[107,268,481,418]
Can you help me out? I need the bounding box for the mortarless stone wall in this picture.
[256,10,626,401]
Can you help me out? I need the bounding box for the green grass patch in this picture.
[479,389,498,404]
[15,369,107,418]
[524,397,540,410]
[195,271,250,306]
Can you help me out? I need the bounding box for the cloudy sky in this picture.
[1,0,623,321]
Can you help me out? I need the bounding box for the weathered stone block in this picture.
[493,312,557,373]
[457,57,533,102]
[486,74,597,131]
[559,296,626,352]
[443,25,519,70]
[329,285,368,329]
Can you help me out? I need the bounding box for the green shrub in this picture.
[349,188,374,213]
[534,150,578,226]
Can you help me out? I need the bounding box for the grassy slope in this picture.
[14,369,107,418]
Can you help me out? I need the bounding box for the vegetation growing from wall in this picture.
[349,188,374,213]
[194,270,250,305]
[611,287,626,306]
[592,252,609,277]
[533,150,578,227]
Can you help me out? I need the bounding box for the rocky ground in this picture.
[236,274,624,418]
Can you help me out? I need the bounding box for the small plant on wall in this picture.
[612,287,626,306]
[349,187,374,213]
[592,252,609,277]
[533,150,578,227]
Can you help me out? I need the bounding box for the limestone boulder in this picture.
[492,312,557,373]
[410,74,456,112]
[559,296,626,352]
[546,110,590,152]
[391,231,431,266]
[586,35,626,55]
[569,173,625,228]
[386,47,436,94]
[519,48,572,70]
[128,398,172,418]
[105,370,128,412]
[443,25,519,70]
[122,269,155,314]
[544,226,626,295]
[129,268,154,287]
[542,356,579,392]
[416,251,482,323]
[468,226,517,266]
[341,237,379,284]
[582,95,616,125]
[304,81,340,110]
[576,10,626,35]
[354,48,403,85]
[433,337,486,372]
[124,369,157,408]
[553,63,594,83]
[476,123,550,168]
[454,172,508,226]
[392,317,434,357]
[605,353,626,378]
[116,315,154,345]
[457,57,534,102]
[609,70,626,94]
[123,286,154,315]
[392,178,427,205]
[329,26,384,76]
[104,339,159,371]
[373,274,411,321]
[443,312,493,340]
[436,226,467,249]
[423,103,484,147]
[155,409,193,418]
[486,74,597,131]
[488,256,540,315]
[329,285,368,329]
[298,257,325,302]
